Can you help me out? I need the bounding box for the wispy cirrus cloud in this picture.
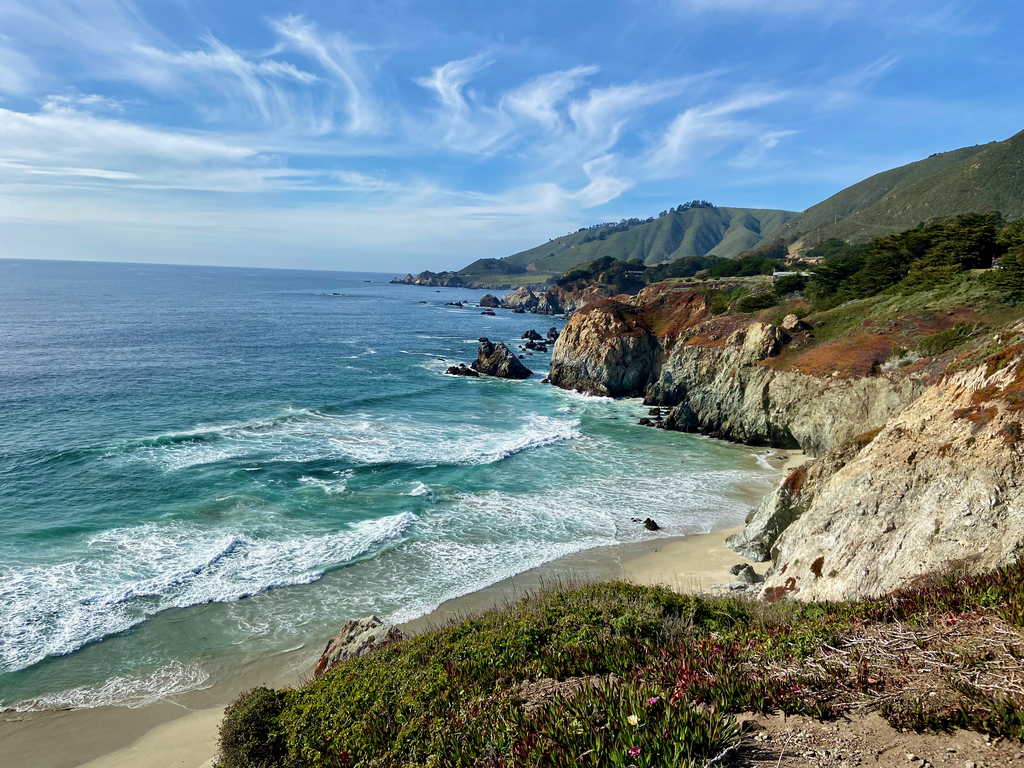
[642,91,789,178]
[269,15,381,134]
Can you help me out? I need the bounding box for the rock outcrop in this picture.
[479,294,500,308]
[391,271,465,287]
[761,353,1024,602]
[446,363,480,377]
[727,433,875,561]
[472,339,532,379]
[550,286,925,456]
[500,288,540,311]
[313,616,402,677]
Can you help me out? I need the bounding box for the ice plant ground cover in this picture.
[218,563,1024,767]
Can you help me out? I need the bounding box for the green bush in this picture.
[805,212,1006,309]
[217,687,288,768]
[736,291,778,313]
[918,321,983,356]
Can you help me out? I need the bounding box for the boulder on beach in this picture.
[479,294,500,308]
[471,340,532,380]
[313,616,402,678]
[643,518,660,531]
[446,363,480,377]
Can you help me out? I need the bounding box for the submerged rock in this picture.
[480,309,496,316]
[643,518,660,531]
[446,363,480,377]
[472,340,532,379]
[313,616,402,677]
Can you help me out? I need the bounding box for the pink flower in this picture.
[647,697,658,705]
[628,746,641,757]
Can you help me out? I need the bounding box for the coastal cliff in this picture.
[549,284,927,456]
[548,254,1024,601]
[762,342,1024,601]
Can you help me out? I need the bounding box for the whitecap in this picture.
[409,483,432,497]
[8,660,210,712]
[112,410,581,471]
[0,512,418,675]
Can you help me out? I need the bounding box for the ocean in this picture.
[0,258,778,711]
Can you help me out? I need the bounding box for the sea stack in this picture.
[471,339,532,379]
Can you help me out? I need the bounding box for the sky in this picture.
[0,0,1022,272]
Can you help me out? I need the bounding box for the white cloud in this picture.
[643,92,788,177]
[0,41,37,94]
[502,66,599,128]
[269,15,380,134]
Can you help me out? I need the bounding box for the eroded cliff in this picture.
[761,343,1024,601]
[549,283,927,456]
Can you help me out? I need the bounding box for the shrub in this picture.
[736,291,778,313]
[217,687,288,768]
[918,322,984,356]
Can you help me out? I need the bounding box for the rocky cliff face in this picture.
[761,351,1024,601]
[550,285,925,456]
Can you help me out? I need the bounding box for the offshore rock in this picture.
[479,294,500,308]
[446,363,479,377]
[313,616,402,677]
[500,287,540,311]
[762,353,1024,602]
[547,327,560,342]
[472,340,532,379]
[522,329,543,341]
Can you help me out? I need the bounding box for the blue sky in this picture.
[0,0,1021,272]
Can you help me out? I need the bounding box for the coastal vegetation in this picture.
[219,563,1024,767]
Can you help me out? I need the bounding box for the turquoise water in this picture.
[0,259,778,710]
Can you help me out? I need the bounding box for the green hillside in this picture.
[778,128,1024,247]
[459,205,796,281]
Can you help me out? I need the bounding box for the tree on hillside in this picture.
[995,220,1024,297]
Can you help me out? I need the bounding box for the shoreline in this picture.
[0,519,774,768]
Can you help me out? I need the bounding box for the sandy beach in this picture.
[0,446,795,768]
[0,521,776,768]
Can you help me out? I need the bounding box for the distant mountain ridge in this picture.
[394,127,1023,289]
[490,205,796,274]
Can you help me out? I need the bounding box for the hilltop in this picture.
[392,203,796,289]
[777,128,1024,249]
